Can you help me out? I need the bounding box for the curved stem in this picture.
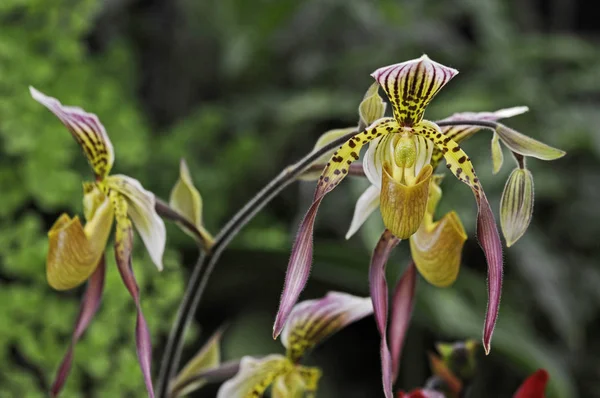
[155,129,361,397]
[155,119,504,397]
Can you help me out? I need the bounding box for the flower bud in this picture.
[500,167,534,247]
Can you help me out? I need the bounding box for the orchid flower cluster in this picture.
[273,55,564,397]
[31,54,564,398]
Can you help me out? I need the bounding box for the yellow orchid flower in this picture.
[271,55,565,398]
[217,292,372,398]
[30,87,165,398]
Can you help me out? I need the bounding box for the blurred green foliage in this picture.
[1,0,600,397]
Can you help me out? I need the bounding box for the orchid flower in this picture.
[272,55,564,397]
[30,87,166,398]
[218,292,373,398]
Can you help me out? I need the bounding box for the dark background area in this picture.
[1,0,599,397]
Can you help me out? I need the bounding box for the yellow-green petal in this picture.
[500,168,534,247]
[272,372,306,398]
[410,210,467,287]
[30,87,115,179]
[46,195,113,290]
[216,355,292,398]
[491,132,504,175]
[495,124,566,160]
[358,82,387,130]
[380,163,432,239]
[169,328,223,397]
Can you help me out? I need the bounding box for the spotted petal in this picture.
[371,55,458,126]
[30,87,114,178]
[46,193,113,290]
[281,291,373,362]
[273,119,396,339]
[414,121,503,354]
[369,230,401,398]
[299,127,357,181]
[216,355,292,398]
[107,175,166,270]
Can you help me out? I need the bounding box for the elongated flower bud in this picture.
[500,168,534,247]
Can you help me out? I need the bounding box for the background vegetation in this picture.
[1,0,599,396]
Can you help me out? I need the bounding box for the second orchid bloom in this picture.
[273,55,564,397]
[31,88,167,398]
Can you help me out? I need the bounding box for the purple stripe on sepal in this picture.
[390,261,417,382]
[114,226,155,398]
[273,198,323,339]
[369,230,400,398]
[51,257,106,397]
[475,191,504,355]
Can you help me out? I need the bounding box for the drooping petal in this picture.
[107,174,166,270]
[380,164,433,239]
[299,127,357,181]
[29,87,115,179]
[371,55,458,126]
[168,159,214,247]
[274,119,396,339]
[46,196,113,290]
[390,262,416,382]
[50,258,105,397]
[495,125,566,160]
[112,193,155,398]
[491,132,504,174]
[369,230,401,398]
[358,82,387,130]
[169,328,224,397]
[346,185,381,239]
[216,355,292,398]
[475,192,503,355]
[281,291,373,362]
[500,168,535,247]
[409,210,467,287]
[513,369,549,398]
[414,121,503,354]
